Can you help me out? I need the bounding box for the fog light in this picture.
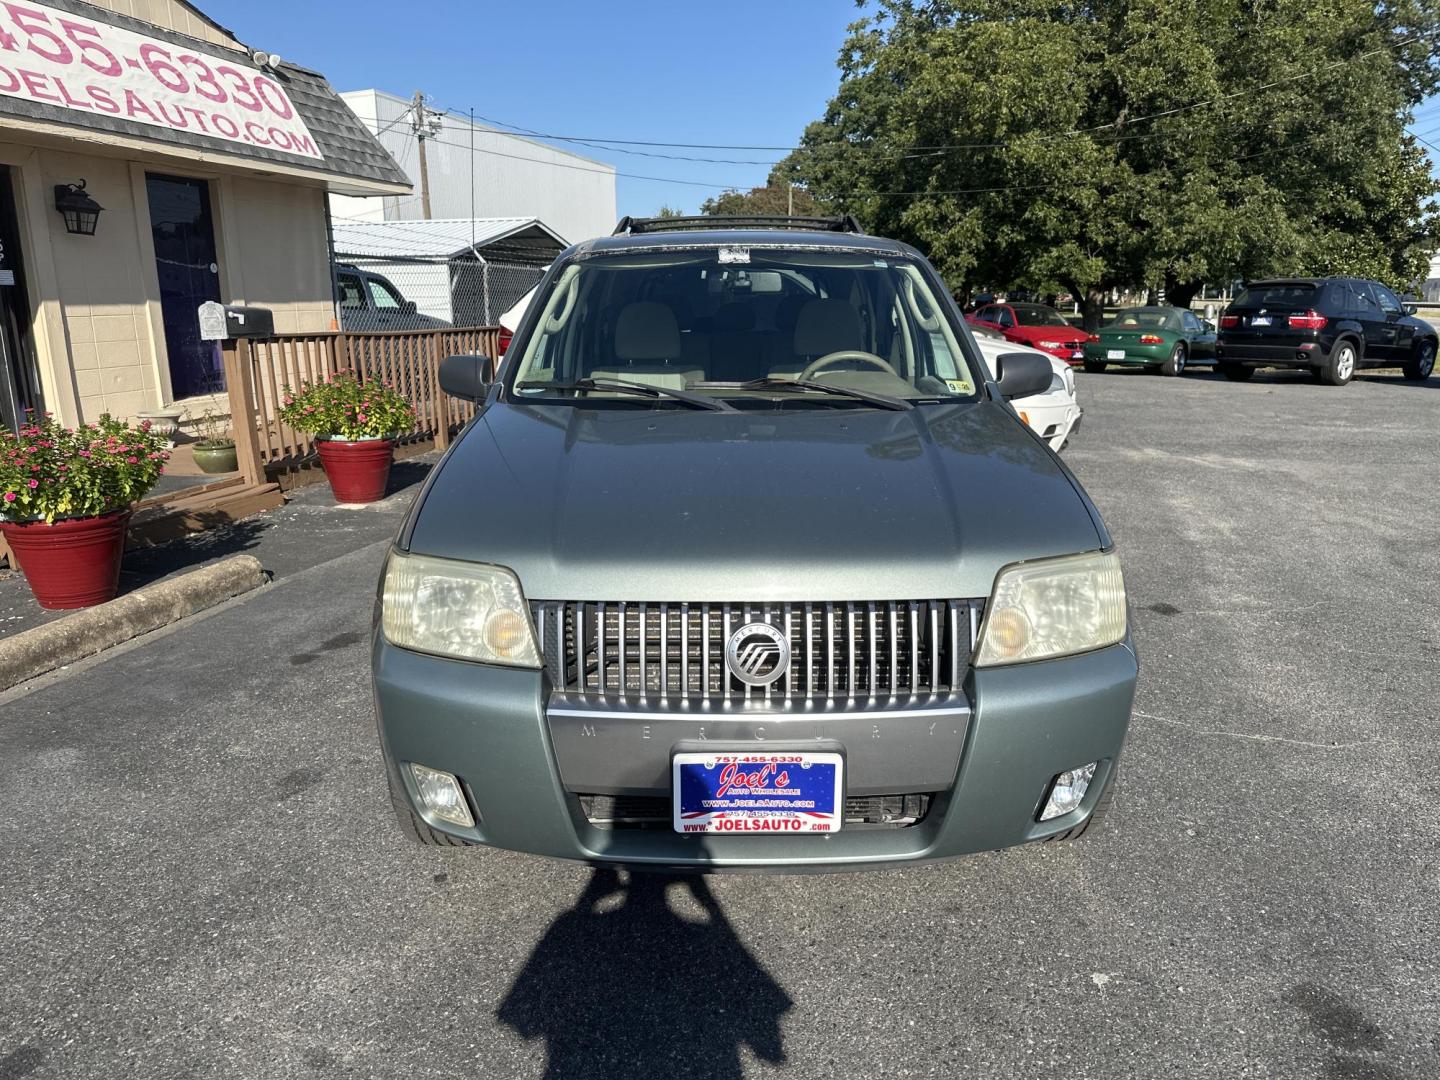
[1039,762,1097,820]
[409,762,474,827]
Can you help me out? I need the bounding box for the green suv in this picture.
[372,216,1137,872]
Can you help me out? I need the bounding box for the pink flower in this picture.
[283,396,294,406]
[2,492,14,503]
[126,456,138,464]
[357,412,368,422]
[78,450,90,458]
[27,478,38,489]
[139,420,152,432]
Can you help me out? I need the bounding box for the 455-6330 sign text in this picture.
[0,2,322,160]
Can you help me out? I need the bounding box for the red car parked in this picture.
[967,302,1091,365]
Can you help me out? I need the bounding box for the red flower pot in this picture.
[0,510,131,610]
[315,438,395,504]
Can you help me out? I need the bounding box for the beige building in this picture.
[0,0,409,431]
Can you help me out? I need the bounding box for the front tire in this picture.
[1161,344,1187,376]
[1319,340,1357,386]
[1082,359,1107,374]
[1221,363,1254,381]
[1403,338,1436,381]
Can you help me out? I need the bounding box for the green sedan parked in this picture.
[1082,306,1217,376]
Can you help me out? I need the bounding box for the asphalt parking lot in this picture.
[2,366,1437,1079]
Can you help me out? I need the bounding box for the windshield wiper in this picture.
[516,377,736,412]
[736,376,914,411]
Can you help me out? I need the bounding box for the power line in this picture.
[437,34,1436,160]
[364,29,1438,209]
[420,133,742,188]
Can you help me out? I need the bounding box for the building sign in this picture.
[0,2,322,160]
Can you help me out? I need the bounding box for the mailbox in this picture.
[198,301,275,341]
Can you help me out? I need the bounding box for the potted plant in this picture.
[136,403,184,442]
[278,371,415,503]
[189,408,239,474]
[0,411,170,609]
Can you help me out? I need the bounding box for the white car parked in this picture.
[971,326,1082,452]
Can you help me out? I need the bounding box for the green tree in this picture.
[653,205,688,218]
[701,167,822,216]
[787,0,1440,326]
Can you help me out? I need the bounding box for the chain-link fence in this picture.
[332,254,547,333]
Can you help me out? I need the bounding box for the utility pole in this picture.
[410,90,444,220]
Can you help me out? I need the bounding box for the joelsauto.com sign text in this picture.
[0,2,322,160]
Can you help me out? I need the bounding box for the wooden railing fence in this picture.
[223,326,497,486]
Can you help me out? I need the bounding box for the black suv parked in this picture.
[1215,277,1437,385]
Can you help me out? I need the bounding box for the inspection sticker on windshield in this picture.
[718,247,751,264]
[673,752,843,834]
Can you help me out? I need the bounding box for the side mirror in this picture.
[439,354,492,401]
[994,352,1053,400]
[401,300,418,315]
[1404,303,1418,316]
[1203,320,1216,333]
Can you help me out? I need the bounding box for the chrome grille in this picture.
[530,600,982,704]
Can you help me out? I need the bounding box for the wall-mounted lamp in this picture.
[54,180,103,236]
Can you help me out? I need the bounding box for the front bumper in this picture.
[1017,398,1081,451]
[373,637,1137,872]
[1033,342,1087,365]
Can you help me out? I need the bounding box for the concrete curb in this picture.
[0,555,268,692]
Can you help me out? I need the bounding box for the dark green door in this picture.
[0,167,40,433]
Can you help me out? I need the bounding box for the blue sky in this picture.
[203,0,859,217]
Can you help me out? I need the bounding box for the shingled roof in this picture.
[0,0,410,193]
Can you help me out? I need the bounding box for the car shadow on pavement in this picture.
[384,457,434,495]
[497,869,793,1080]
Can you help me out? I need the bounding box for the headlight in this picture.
[381,551,540,667]
[974,550,1126,667]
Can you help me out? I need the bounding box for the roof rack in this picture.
[612,214,866,236]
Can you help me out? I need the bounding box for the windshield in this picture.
[509,248,980,405]
[1012,305,1071,328]
[1231,283,1319,310]
[1108,309,1180,331]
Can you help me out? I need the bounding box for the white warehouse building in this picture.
[329,89,617,244]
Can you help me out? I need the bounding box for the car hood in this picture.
[1011,325,1088,344]
[973,337,1069,382]
[405,401,1105,602]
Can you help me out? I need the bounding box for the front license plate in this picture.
[1251,315,1272,326]
[673,752,843,834]
[1107,349,1126,359]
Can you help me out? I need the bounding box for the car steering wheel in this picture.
[798,350,900,381]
